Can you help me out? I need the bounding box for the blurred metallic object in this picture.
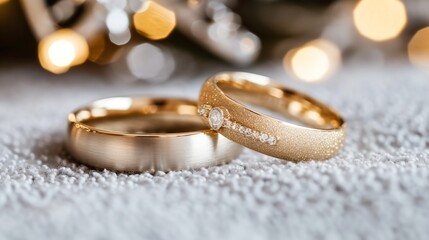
[19,0,261,75]
[159,0,261,65]
[51,0,85,25]
[20,0,118,72]
[20,0,106,41]
[10,0,429,82]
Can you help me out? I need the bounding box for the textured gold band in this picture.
[198,72,346,161]
[67,97,243,172]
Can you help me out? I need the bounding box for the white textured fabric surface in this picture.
[1,62,429,240]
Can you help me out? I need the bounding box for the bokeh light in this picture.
[0,0,8,5]
[292,47,329,82]
[109,30,131,46]
[353,0,407,42]
[408,27,429,71]
[106,9,129,35]
[38,29,89,74]
[48,40,76,67]
[284,39,341,83]
[187,0,201,9]
[133,1,176,40]
[126,43,175,82]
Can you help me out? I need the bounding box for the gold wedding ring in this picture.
[67,97,242,172]
[198,72,346,161]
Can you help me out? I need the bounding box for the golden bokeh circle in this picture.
[408,27,429,71]
[284,39,341,83]
[133,1,176,40]
[38,29,89,74]
[353,0,407,42]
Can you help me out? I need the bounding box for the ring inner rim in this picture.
[212,72,344,130]
[69,97,209,137]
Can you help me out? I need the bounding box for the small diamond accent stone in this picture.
[239,126,246,133]
[208,107,224,130]
[199,105,278,146]
[259,133,268,142]
[198,105,211,117]
[267,136,277,145]
[245,128,253,136]
[224,120,232,128]
[252,131,260,139]
[198,108,205,116]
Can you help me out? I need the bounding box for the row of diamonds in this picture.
[198,104,211,117]
[223,119,277,145]
[198,104,278,145]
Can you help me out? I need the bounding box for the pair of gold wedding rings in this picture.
[67,72,346,172]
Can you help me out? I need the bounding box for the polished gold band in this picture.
[198,72,346,161]
[67,97,243,172]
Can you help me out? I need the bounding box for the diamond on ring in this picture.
[208,107,224,131]
[200,104,278,145]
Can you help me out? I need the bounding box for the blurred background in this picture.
[0,0,428,84]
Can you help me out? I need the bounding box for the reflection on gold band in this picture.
[198,72,346,161]
[67,97,242,172]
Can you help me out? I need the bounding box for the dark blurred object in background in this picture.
[0,0,36,56]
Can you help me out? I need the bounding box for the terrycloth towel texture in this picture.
[1,62,429,240]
